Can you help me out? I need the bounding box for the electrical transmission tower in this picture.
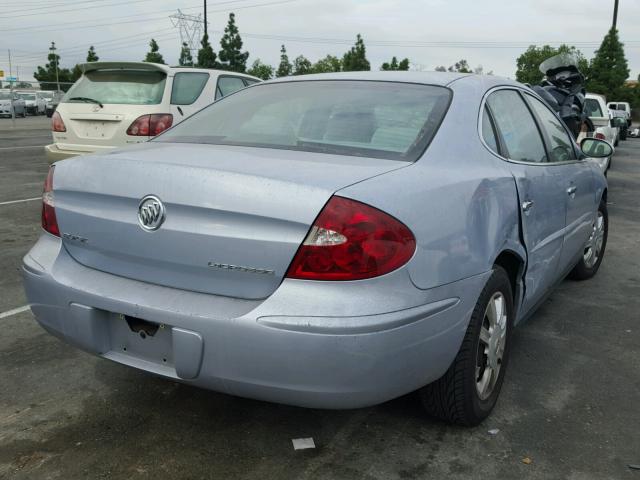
[169,9,204,57]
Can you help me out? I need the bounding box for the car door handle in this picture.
[521,200,534,212]
[567,186,577,196]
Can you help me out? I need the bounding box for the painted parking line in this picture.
[0,197,40,206]
[0,145,45,151]
[0,305,30,319]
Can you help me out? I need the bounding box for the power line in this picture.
[1,0,144,16]
[2,32,181,65]
[7,27,178,60]
[0,0,298,29]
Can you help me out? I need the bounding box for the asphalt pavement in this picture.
[0,116,639,479]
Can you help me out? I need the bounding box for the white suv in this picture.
[46,62,260,162]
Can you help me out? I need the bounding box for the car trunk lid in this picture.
[53,143,407,299]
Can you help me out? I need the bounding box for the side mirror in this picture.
[581,138,613,158]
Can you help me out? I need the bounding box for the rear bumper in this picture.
[45,144,116,162]
[22,234,490,409]
[45,144,85,162]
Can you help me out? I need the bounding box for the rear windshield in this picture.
[156,80,451,161]
[19,93,36,101]
[63,70,167,105]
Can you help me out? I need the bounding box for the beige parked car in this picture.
[46,62,260,161]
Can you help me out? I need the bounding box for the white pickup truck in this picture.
[607,101,632,128]
[585,93,619,146]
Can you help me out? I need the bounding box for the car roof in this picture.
[586,92,606,101]
[265,71,469,86]
[77,61,260,81]
[263,71,522,88]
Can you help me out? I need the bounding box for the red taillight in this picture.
[594,132,606,140]
[286,196,416,281]
[41,167,60,237]
[126,114,173,136]
[52,111,66,132]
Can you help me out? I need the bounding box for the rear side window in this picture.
[215,77,247,99]
[64,70,167,105]
[171,72,209,105]
[487,90,546,163]
[481,106,499,153]
[585,98,603,117]
[157,80,452,162]
[527,95,576,162]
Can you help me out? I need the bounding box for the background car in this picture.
[17,91,46,115]
[610,108,628,140]
[607,101,632,128]
[24,72,610,427]
[45,62,260,162]
[0,90,26,117]
[585,93,619,146]
[41,90,64,117]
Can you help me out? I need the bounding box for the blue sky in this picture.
[1,0,638,82]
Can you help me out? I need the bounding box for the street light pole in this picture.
[204,0,208,37]
[613,0,619,29]
[8,49,15,127]
[50,41,60,92]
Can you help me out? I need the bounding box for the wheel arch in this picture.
[492,249,525,315]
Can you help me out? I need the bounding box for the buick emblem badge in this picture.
[138,195,166,231]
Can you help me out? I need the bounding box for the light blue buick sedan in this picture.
[23,72,610,425]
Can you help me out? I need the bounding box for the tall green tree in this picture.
[33,47,73,91]
[144,38,165,64]
[381,56,410,71]
[293,55,313,75]
[587,27,629,98]
[179,42,193,66]
[311,55,341,73]
[71,45,101,81]
[342,34,370,71]
[218,13,249,72]
[86,45,99,62]
[276,45,292,77]
[197,33,219,69]
[515,44,589,85]
[247,59,273,80]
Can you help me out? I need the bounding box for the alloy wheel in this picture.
[583,211,605,268]
[476,292,508,401]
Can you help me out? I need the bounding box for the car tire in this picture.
[419,266,514,426]
[568,199,608,281]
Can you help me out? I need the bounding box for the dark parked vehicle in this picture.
[45,91,64,118]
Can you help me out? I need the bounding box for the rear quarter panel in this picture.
[338,77,524,291]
